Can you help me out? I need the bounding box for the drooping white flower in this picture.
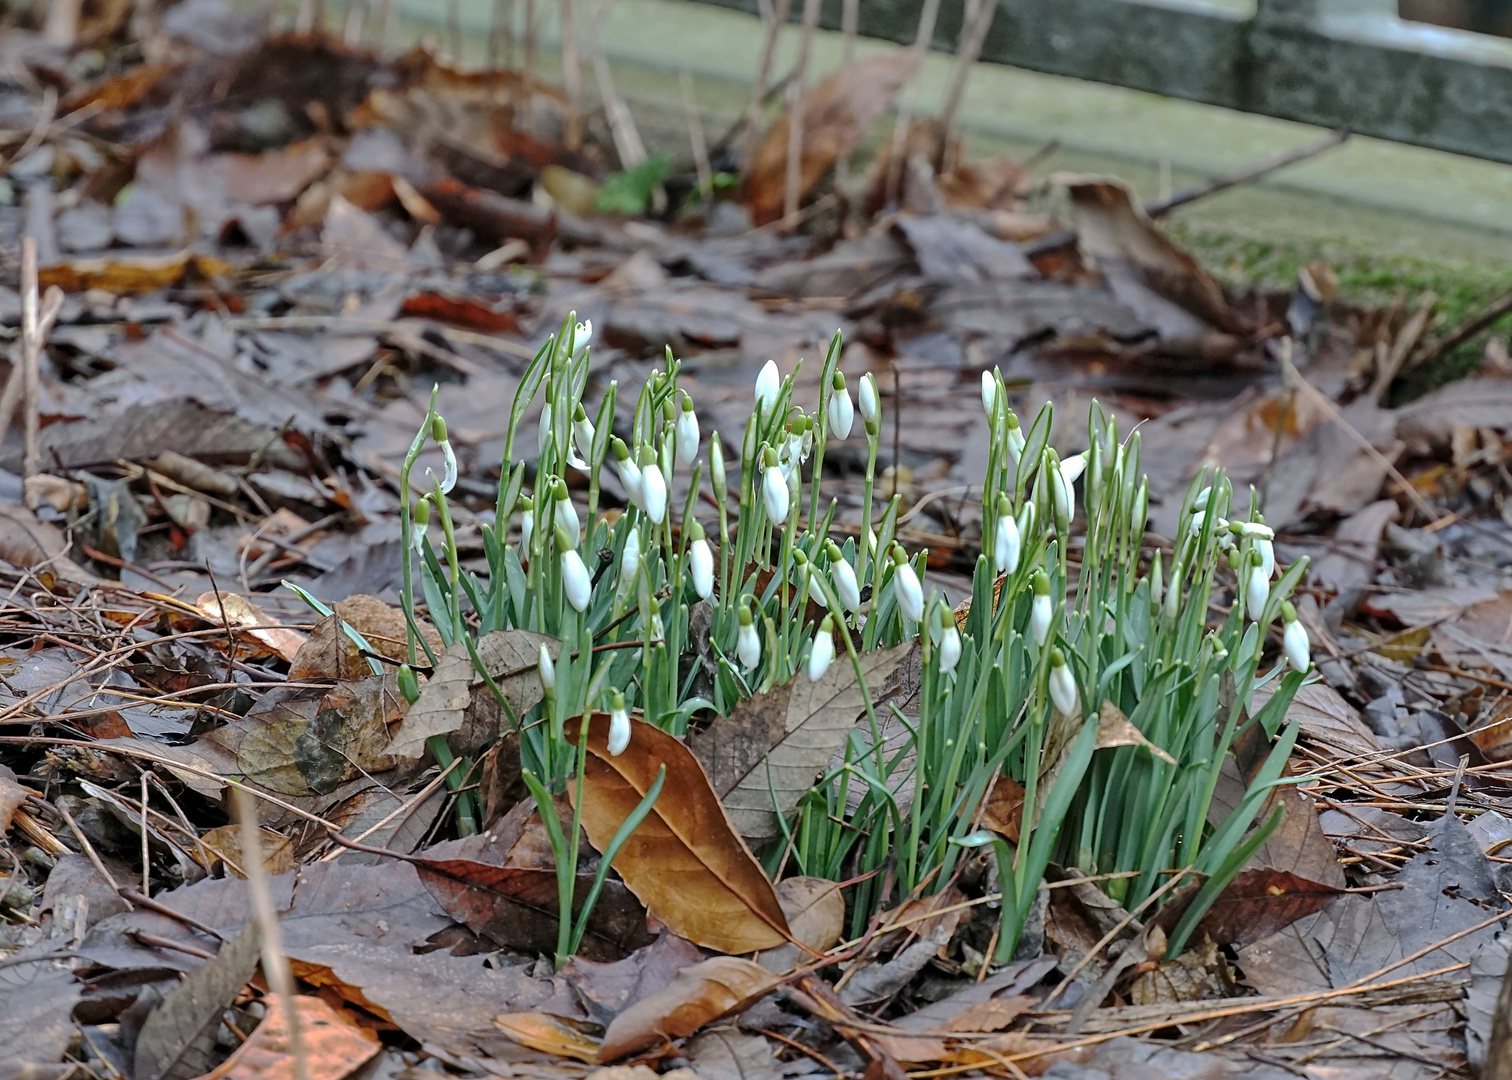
[1245,564,1269,622]
[1051,454,1075,523]
[1238,520,1274,540]
[858,373,880,431]
[805,564,827,609]
[573,319,593,354]
[1193,486,1212,511]
[410,497,431,553]
[519,502,534,553]
[620,526,641,587]
[1255,537,1276,580]
[1059,452,1087,485]
[537,644,555,693]
[554,492,579,545]
[676,395,700,467]
[993,497,1020,575]
[1030,573,1052,647]
[690,536,714,600]
[561,546,591,612]
[607,691,630,756]
[893,554,924,623]
[762,461,790,526]
[755,359,780,412]
[1005,413,1024,465]
[807,617,836,681]
[1188,511,1228,538]
[438,439,458,494]
[980,371,997,419]
[571,406,595,470]
[1283,604,1310,671]
[828,373,854,440]
[938,618,961,678]
[831,553,861,612]
[641,461,668,524]
[736,605,761,670]
[610,437,643,509]
[1049,650,1079,716]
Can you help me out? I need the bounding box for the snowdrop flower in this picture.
[689,524,714,600]
[892,547,924,624]
[559,532,592,613]
[606,690,630,756]
[620,526,641,586]
[1245,563,1269,622]
[1059,452,1087,485]
[537,644,555,694]
[1048,649,1078,716]
[1238,520,1274,540]
[1254,537,1276,580]
[1282,602,1311,671]
[641,458,668,525]
[937,606,961,678]
[858,373,880,432]
[1005,412,1024,465]
[993,495,1020,575]
[827,542,861,612]
[573,319,593,354]
[1149,551,1164,612]
[518,497,534,553]
[676,394,700,466]
[431,416,457,494]
[538,404,553,457]
[553,487,579,545]
[762,450,790,526]
[1193,486,1212,511]
[797,551,825,608]
[1188,511,1227,538]
[736,602,761,671]
[981,371,997,419]
[755,359,780,413]
[610,437,643,509]
[570,404,595,471]
[828,372,854,440]
[1050,453,1075,523]
[409,497,431,552]
[1030,571,1052,647]
[807,616,836,681]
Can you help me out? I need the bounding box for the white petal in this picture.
[994,515,1020,575]
[827,390,854,440]
[1031,594,1052,647]
[561,549,591,612]
[607,707,631,756]
[1284,619,1311,671]
[677,410,700,466]
[439,440,458,494]
[894,562,924,623]
[642,464,668,524]
[690,539,714,599]
[833,559,861,612]
[1245,566,1269,622]
[1255,538,1275,580]
[737,621,761,670]
[537,644,555,691]
[755,360,780,410]
[980,372,996,418]
[763,466,790,525]
[807,631,834,681]
[939,626,961,675]
[1049,663,1079,716]
[858,375,879,426]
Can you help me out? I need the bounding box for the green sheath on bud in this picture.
[397,664,421,703]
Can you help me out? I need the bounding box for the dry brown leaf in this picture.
[598,957,779,1062]
[387,629,557,759]
[757,876,844,974]
[234,677,402,797]
[0,764,31,834]
[192,994,379,1080]
[1095,701,1176,765]
[688,644,911,841]
[980,774,1025,843]
[39,252,232,294]
[332,594,441,662]
[0,504,100,585]
[288,615,369,681]
[198,824,297,878]
[746,54,916,226]
[574,715,790,955]
[194,592,307,663]
[494,1012,601,1063]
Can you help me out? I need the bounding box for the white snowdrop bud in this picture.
[676,394,700,467]
[736,603,761,671]
[827,372,854,440]
[571,405,595,470]
[1245,563,1270,623]
[858,373,880,431]
[1049,649,1079,716]
[641,461,668,524]
[892,549,924,624]
[829,546,861,612]
[560,544,591,613]
[438,439,458,494]
[1030,572,1052,647]
[410,497,431,553]
[755,359,780,412]
[1050,453,1075,523]
[1005,412,1024,465]
[762,455,790,526]
[573,319,593,353]
[611,437,643,510]
[537,644,555,693]
[620,526,641,587]
[607,691,630,756]
[1059,452,1086,484]
[689,530,714,600]
[554,489,579,545]
[807,617,836,681]
[993,495,1020,575]
[1255,537,1276,580]
[981,371,997,419]
[1283,603,1310,671]
[938,606,961,678]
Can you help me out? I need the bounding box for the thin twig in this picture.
[783,0,823,223]
[583,0,646,168]
[938,0,998,170]
[883,0,945,209]
[561,0,583,150]
[1407,288,1512,376]
[741,0,794,177]
[681,70,713,199]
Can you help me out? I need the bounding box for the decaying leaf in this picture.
[234,677,402,797]
[1128,938,1237,1005]
[387,629,557,759]
[757,876,845,974]
[288,615,370,681]
[689,643,911,841]
[494,1012,602,1063]
[0,765,30,833]
[598,957,779,1062]
[746,54,916,226]
[980,773,1026,843]
[1095,701,1176,765]
[331,594,442,663]
[134,923,262,1080]
[574,715,790,955]
[194,592,307,663]
[193,993,379,1080]
[38,251,232,294]
[198,825,297,878]
[686,1028,783,1080]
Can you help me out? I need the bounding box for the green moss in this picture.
[1170,223,1512,402]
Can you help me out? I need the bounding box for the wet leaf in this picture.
[757,876,844,974]
[135,923,261,1080]
[747,53,916,226]
[598,957,778,1063]
[191,993,379,1080]
[575,714,790,954]
[387,629,557,760]
[688,643,911,841]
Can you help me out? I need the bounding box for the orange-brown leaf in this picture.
[573,715,790,955]
[495,1012,602,1063]
[598,957,778,1062]
[191,995,379,1080]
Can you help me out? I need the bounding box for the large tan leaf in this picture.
[191,994,379,1080]
[746,54,916,226]
[757,876,844,974]
[598,957,778,1062]
[689,644,911,841]
[387,629,557,759]
[573,715,790,955]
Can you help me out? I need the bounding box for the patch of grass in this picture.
[1170,224,1512,402]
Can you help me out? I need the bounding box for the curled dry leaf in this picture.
[979,774,1026,843]
[288,615,369,681]
[0,764,29,833]
[134,923,262,1080]
[387,629,558,759]
[191,994,379,1080]
[1095,701,1176,765]
[598,957,779,1063]
[194,592,307,663]
[689,643,912,842]
[573,714,790,955]
[757,876,845,974]
[494,1012,602,1063]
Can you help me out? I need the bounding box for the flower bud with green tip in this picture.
[688,521,714,600]
[676,393,700,467]
[537,644,555,696]
[1030,570,1052,647]
[410,496,431,552]
[610,436,643,510]
[993,493,1020,575]
[937,602,961,678]
[826,540,861,612]
[892,545,924,623]
[1282,601,1310,671]
[607,690,630,756]
[558,526,591,612]
[859,373,880,434]
[1049,648,1078,716]
[736,600,761,670]
[807,616,836,681]
[828,371,854,440]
